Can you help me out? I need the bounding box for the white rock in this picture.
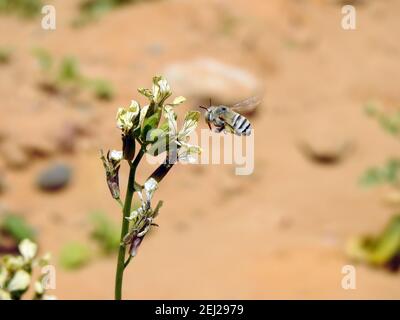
[164,58,263,111]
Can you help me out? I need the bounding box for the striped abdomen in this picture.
[232,113,252,136]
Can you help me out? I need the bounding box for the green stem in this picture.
[114,146,145,300]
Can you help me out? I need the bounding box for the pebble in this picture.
[299,129,353,165]
[164,57,263,111]
[36,163,72,191]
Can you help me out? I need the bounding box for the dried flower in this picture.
[101,150,122,200]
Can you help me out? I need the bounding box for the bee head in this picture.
[199,105,212,130]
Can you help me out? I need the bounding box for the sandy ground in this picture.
[1,0,400,299]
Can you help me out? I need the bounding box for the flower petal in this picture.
[7,270,31,292]
[179,111,200,139]
[19,239,38,261]
[144,178,158,201]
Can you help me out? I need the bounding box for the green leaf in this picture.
[58,57,81,83]
[141,109,161,141]
[59,242,91,270]
[360,159,400,187]
[1,214,36,242]
[32,48,53,71]
[89,211,120,255]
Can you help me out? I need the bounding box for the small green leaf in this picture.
[59,242,91,270]
[90,211,120,255]
[1,214,36,242]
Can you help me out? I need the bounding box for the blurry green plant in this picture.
[365,103,400,136]
[101,76,204,299]
[33,48,114,101]
[1,214,36,242]
[0,47,12,64]
[73,0,151,26]
[90,211,120,255]
[0,239,54,300]
[347,215,400,272]
[360,104,400,189]
[59,242,91,270]
[351,104,400,272]
[0,0,42,18]
[360,159,400,188]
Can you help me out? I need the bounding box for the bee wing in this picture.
[231,95,263,112]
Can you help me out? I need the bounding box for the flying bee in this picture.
[200,95,261,136]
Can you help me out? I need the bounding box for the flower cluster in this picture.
[113,75,202,166]
[0,239,54,300]
[102,76,203,299]
[124,178,162,257]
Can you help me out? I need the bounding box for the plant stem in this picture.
[114,146,145,300]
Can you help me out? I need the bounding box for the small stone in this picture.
[299,129,353,165]
[0,142,29,170]
[36,163,72,192]
[146,43,164,56]
[164,58,263,111]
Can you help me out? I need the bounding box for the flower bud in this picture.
[122,133,136,161]
[100,150,123,200]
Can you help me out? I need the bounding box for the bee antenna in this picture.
[209,98,212,108]
[199,105,208,111]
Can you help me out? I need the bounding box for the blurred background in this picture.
[1,0,400,299]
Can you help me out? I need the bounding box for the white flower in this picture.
[4,256,24,271]
[126,179,158,221]
[41,294,57,300]
[116,100,140,133]
[0,267,8,288]
[178,110,200,141]
[34,280,44,295]
[109,150,123,162]
[136,104,150,131]
[152,76,171,104]
[19,239,38,261]
[0,289,11,300]
[144,178,158,201]
[177,142,202,164]
[7,270,31,292]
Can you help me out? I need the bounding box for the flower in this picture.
[126,178,158,222]
[147,107,202,163]
[19,239,38,261]
[0,289,11,300]
[0,267,8,288]
[101,150,123,199]
[152,76,171,104]
[138,76,172,106]
[7,270,31,293]
[124,178,162,257]
[116,100,140,133]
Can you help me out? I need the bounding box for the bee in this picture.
[200,95,261,136]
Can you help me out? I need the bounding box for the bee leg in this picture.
[214,126,224,133]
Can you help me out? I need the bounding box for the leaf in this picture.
[58,57,81,83]
[89,211,120,255]
[59,242,91,270]
[359,159,400,187]
[141,109,161,141]
[1,214,36,242]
